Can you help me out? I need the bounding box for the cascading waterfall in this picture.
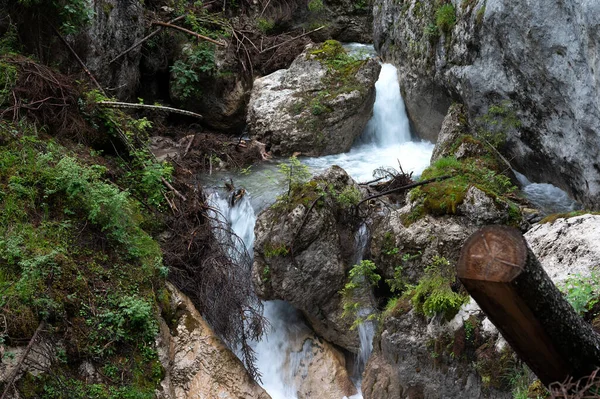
[205,59,435,398]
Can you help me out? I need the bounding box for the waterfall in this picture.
[361,63,412,146]
[205,58,436,399]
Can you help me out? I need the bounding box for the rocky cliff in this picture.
[373,0,600,209]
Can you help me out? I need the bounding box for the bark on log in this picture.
[457,226,600,386]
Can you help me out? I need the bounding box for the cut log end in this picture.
[457,225,527,283]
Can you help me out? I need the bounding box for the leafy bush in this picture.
[278,156,312,196]
[340,260,381,327]
[560,273,600,316]
[404,256,468,320]
[308,0,325,12]
[171,43,216,100]
[257,18,275,33]
[436,4,456,33]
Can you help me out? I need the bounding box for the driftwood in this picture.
[110,15,186,64]
[457,226,600,386]
[0,322,45,399]
[162,177,187,202]
[356,175,453,207]
[151,21,226,46]
[97,101,203,120]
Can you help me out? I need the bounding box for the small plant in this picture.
[279,156,311,197]
[308,0,324,12]
[171,43,216,100]
[424,23,439,40]
[263,243,289,258]
[404,256,468,320]
[560,273,600,316]
[257,18,275,33]
[435,4,456,33]
[340,260,381,327]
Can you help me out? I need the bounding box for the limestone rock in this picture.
[430,103,468,163]
[247,42,380,156]
[156,283,270,399]
[524,214,600,283]
[291,334,357,399]
[252,166,368,351]
[83,0,145,100]
[374,0,600,208]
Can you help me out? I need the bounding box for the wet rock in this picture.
[156,283,270,399]
[291,334,358,399]
[247,42,380,156]
[374,0,600,209]
[252,166,368,351]
[430,103,469,163]
[524,214,600,283]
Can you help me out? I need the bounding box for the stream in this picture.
[202,54,579,398]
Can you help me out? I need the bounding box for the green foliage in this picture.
[257,18,275,33]
[476,100,522,148]
[476,4,486,25]
[263,243,289,258]
[560,273,600,316]
[171,43,216,100]
[278,156,312,196]
[408,153,518,220]
[435,4,456,33]
[424,23,439,40]
[0,23,20,54]
[0,61,18,107]
[404,256,468,320]
[17,0,94,35]
[329,185,362,208]
[308,0,325,12]
[340,260,380,327]
[0,124,165,397]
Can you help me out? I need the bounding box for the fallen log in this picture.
[457,226,600,386]
[97,101,203,120]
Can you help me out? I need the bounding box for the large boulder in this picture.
[524,214,600,282]
[252,166,368,351]
[374,0,600,209]
[156,283,270,399]
[247,41,380,157]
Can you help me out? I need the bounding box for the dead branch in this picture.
[0,322,45,399]
[260,25,325,53]
[162,177,187,202]
[110,15,186,64]
[182,134,196,159]
[357,175,453,207]
[97,101,203,120]
[151,21,226,46]
[49,24,106,96]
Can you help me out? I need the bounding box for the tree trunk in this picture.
[457,225,600,386]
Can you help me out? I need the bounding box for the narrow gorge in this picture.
[0,0,599,399]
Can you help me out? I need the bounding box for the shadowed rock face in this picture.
[374,0,600,209]
[247,43,380,157]
[252,166,368,352]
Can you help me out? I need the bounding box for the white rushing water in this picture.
[206,60,434,398]
[514,171,581,215]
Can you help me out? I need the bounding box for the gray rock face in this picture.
[374,0,600,208]
[247,43,380,156]
[252,166,367,351]
[83,0,145,100]
[525,214,600,283]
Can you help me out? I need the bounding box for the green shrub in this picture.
[308,0,325,12]
[340,260,381,327]
[560,273,600,316]
[436,4,456,33]
[257,18,275,33]
[404,256,468,320]
[171,43,216,100]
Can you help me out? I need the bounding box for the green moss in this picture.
[0,60,17,106]
[257,17,275,33]
[539,211,600,224]
[408,152,518,220]
[476,4,486,26]
[308,0,324,12]
[436,4,456,33]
